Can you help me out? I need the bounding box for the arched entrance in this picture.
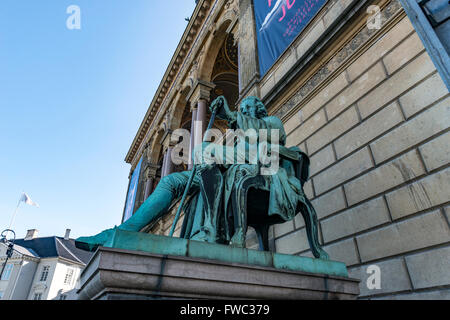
[210,32,239,108]
[203,31,240,132]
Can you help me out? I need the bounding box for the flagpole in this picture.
[7,195,22,231]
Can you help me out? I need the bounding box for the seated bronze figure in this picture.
[76,96,329,260]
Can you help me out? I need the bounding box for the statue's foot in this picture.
[230,228,245,248]
[314,248,330,261]
[190,231,208,242]
[319,250,330,260]
[75,227,117,252]
[190,227,216,243]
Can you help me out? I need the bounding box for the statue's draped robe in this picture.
[180,112,310,243]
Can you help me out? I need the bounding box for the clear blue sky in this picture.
[0,1,196,239]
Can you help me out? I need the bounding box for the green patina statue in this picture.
[76,96,329,260]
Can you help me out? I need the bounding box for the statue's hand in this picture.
[210,96,226,113]
[210,96,236,125]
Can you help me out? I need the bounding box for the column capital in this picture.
[190,104,198,112]
[144,164,159,179]
[187,79,215,107]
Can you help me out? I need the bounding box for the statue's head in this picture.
[240,96,268,119]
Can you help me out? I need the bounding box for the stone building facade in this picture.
[122,0,450,299]
[0,229,93,300]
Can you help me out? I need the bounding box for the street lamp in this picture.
[0,229,16,280]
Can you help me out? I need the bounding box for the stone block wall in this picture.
[267,5,450,299]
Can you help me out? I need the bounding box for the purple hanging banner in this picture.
[253,0,327,76]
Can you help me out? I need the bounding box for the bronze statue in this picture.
[76,96,329,260]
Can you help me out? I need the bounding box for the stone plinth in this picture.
[77,230,359,300]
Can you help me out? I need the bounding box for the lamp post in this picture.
[0,229,16,280]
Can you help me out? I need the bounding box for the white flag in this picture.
[20,193,40,208]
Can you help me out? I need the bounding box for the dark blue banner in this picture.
[254,0,327,76]
[123,157,143,222]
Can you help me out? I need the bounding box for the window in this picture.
[33,293,42,300]
[0,291,4,299]
[1,264,13,281]
[39,266,50,282]
[64,268,74,285]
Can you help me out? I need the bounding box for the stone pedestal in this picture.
[77,230,359,300]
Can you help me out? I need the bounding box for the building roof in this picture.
[12,244,39,258]
[14,237,93,265]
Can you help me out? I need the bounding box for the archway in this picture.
[203,31,240,132]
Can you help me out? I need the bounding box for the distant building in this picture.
[0,229,93,300]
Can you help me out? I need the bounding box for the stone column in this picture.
[144,177,154,200]
[187,80,215,167]
[238,0,261,100]
[161,149,169,178]
[164,147,174,177]
[143,164,159,200]
[196,98,208,137]
[161,147,175,178]
[188,107,198,170]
